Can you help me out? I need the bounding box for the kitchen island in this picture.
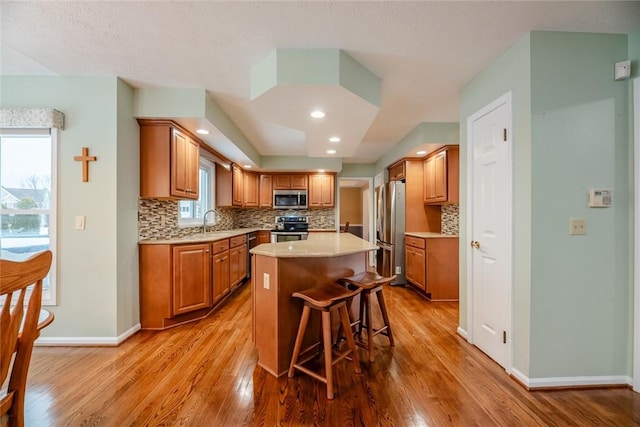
[250,232,377,377]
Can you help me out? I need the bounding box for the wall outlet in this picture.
[263,273,270,290]
[569,217,586,235]
[395,266,402,274]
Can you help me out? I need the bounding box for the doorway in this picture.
[337,177,375,264]
[633,77,640,393]
[466,92,513,370]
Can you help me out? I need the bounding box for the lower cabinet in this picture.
[139,234,249,330]
[172,244,211,315]
[405,236,459,301]
[256,230,271,244]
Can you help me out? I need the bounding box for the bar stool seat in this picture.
[288,282,363,400]
[337,271,396,362]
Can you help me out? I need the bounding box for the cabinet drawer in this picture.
[212,239,230,254]
[405,236,425,249]
[230,234,247,248]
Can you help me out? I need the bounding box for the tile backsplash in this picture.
[441,204,459,235]
[138,199,335,240]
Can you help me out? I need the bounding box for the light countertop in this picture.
[250,232,377,258]
[138,227,264,245]
[404,231,459,239]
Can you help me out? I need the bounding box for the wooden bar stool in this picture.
[337,271,396,362]
[288,282,363,399]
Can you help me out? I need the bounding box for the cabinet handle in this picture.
[471,240,481,249]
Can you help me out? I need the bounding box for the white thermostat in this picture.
[588,189,612,207]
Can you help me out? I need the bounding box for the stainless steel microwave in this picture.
[273,190,307,209]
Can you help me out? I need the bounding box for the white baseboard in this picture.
[35,323,141,347]
[511,367,632,389]
[456,326,468,340]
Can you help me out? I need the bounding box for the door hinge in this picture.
[503,128,507,142]
[503,331,507,343]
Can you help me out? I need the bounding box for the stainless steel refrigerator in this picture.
[375,181,405,285]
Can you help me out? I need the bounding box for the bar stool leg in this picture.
[376,289,395,346]
[365,291,375,362]
[338,305,362,374]
[321,310,334,399]
[288,306,311,378]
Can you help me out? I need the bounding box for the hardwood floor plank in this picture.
[19,282,640,426]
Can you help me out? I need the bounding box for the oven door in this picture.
[270,232,309,243]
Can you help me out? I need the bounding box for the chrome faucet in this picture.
[203,209,217,234]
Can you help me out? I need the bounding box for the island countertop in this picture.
[250,232,377,258]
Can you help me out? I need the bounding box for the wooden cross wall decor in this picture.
[74,147,97,182]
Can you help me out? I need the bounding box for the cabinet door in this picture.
[423,155,435,203]
[432,151,448,202]
[405,244,426,291]
[230,244,247,288]
[257,230,271,244]
[290,174,308,189]
[259,174,273,207]
[171,130,199,200]
[273,175,291,189]
[172,244,211,316]
[308,174,334,207]
[388,161,405,181]
[212,250,230,304]
[232,165,244,206]
[425,238,459,300]
[244,171,259,207]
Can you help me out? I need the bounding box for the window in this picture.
[178,157,215,226]
[0,129,57,305]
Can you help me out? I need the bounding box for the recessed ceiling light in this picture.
[244,164,252,169]
[196,129,210,135]
[310,110,326,119]
[329,137,341,143]
[326,149,336,154]
[318,169,325,173]
[417,150,427,155]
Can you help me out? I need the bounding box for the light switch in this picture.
[263,273,270,290]
[569,217,586,235]
[75,215,86,230]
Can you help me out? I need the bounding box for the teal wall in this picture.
[529,32,630,378]
[460,34,533,375]
[460,31,634,380]
[1,76,140,339]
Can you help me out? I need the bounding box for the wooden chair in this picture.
[288,282,362,399]
[1,251,54,427]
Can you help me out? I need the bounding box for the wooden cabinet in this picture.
[308,174,335,207]
[405,236,459,301]
[273,174,307,190]
[229,235,247,289]
[405,237,426,292]
[388,160,406,181]
[212,239,230,304]
[244,171,259,207]
[259,174,273,207]
[171,244,211,315]
[232,164,244,206]
[423,146,459,204]
[139,120,200,200]
[257,230,271,244]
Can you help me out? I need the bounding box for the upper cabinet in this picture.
[273,174,308,190]
[139,120,200,200]
[259,174,273,207]
[308,174,335,207]
[388,160,406,181]
[232,164,244,207]
[243,171,259,207]
[423,145,459,204]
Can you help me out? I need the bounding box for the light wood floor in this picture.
[24,281,640,426]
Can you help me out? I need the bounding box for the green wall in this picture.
[529,32,630,378]
[1,76,140,339]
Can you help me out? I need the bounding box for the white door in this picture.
[468,92,512,370]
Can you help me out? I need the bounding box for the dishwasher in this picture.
[247,232,258,279]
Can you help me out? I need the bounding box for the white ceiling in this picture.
[2,1,639,168]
